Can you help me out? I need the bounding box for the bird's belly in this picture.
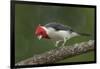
[49,34,63,41]
[48,31,71,41]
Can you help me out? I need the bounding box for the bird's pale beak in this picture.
[37,35,42,40]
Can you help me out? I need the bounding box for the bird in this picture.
[35,22,90,47]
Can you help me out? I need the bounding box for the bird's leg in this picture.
[62,38,68,46]
[55,40,61,47]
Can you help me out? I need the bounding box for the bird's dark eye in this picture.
[39,31,43,35]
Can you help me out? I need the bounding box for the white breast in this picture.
[43,27,72,41]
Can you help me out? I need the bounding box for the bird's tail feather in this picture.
[78,32,91,36]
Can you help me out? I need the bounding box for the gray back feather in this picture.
[45,22,73,32]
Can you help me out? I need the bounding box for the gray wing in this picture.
[44,22,73,32]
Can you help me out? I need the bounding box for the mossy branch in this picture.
[15,40,94,66]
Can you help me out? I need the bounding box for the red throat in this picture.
[35,25,50,39]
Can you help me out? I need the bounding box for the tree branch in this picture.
[15,40,94,66]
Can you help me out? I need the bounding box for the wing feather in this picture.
[45,22,73,32]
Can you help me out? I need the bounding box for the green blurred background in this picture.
[15,4,95,63]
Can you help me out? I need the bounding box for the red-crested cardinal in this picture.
[35,22,90,47]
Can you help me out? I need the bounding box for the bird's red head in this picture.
[35,24,49,39]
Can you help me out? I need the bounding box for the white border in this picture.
[0,0,99,69]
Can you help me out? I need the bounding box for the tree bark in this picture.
[15,40,94,66]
